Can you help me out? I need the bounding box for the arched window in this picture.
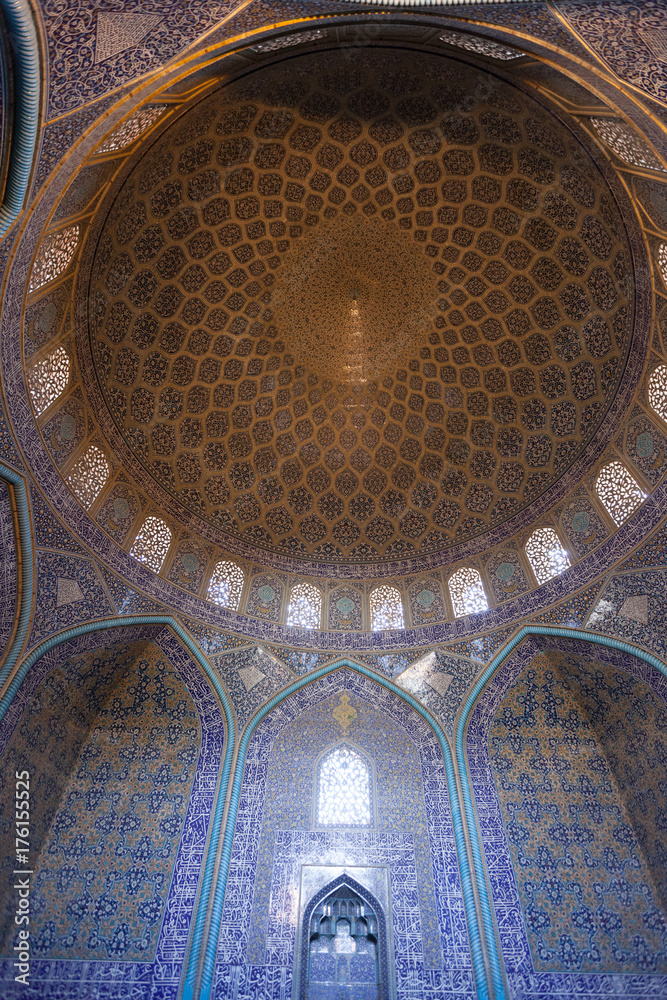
[316,743,372,828]
[595,461,646,525]
[66,444,109,508]
[589,118,665,172]
[97,105,166,154]
[130,515,172,572]
[648,364,667,421]
[448,567,488,617]
[286,582,322,628]
[29,225,80,293]
[525,527,571,584]
[27,345,70,415]
[207,560,244,609]
[659,244,667,291]
[439,30,520,60]
[369,585,404,631]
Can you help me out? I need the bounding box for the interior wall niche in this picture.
[468,635,667,998]
[0,626,225,998]
[302,875,389,1000]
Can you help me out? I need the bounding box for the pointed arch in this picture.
[298,873,391,1000]
[0,616,232,1000]
[204,659,489,1000]
[454,625,667,1000]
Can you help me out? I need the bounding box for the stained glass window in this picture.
[286,582,322,628]
[97,105,167,154]
[130,515,172,572]
[28,225,79,293]
[316,744,371,828]
[66,444,109,508]
[439,30,521,60]
[595,461,646,525]
[369,585,404,630]
[448,567,488,617]
[27,345,70,415]
[659,244,667,291]
[207,560,244,609]
[590,118,666,172]
[524,527,571,584]
[648,364,667,422]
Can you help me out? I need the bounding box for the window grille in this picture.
[97,105,167,154]
[27,345,70,415]
[448,567,488,616]
[316,744,372,828]
[66,444,109,508]
[29,225,79,293]
[648,364,667,422]
[130,515,172,572]
[369,585,404,630]
[439,30,521,60]
[590,118,665,172]
[524,527,571,584]
[286,582,322,628]
[595,461,646,525]
[658,244,667,291]
[207,560,244,609]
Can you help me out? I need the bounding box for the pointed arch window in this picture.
[649,365,667,423]
[286,582,322,628]
[27,345,71,415]
[369,585,404,631]
[66,444,109,508]
[525,527,571,584]
[130,516,172,572]
[589,118,665,172]
[659,245,667,291]
[97,105,167,154]
[29,225,79,293]
[439,30,520,61]
[316,743,373,829]
[595,461,646,525]
[207,560,244,610]
[448,567,488,617]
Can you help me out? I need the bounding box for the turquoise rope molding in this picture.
[185,657,495,1000]
[454,624,667,1000]
[0,462,34,695]
[0,0,40,237]
[2,606,665,1000]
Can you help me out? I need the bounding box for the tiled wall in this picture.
[215,668,474,1000]
[468,635,667,999]
[0,627,226,1000]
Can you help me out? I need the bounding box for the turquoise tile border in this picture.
[2,457,665,1000]
[0,0,40,236]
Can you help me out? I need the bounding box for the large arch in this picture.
[0,618,231,1000]
[459,628,667,1000]
[1,616,666,1000]
[211,664,475,1000]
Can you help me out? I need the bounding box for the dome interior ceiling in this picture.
[86,49,634,566]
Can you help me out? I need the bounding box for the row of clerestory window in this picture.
[27,352,661,626]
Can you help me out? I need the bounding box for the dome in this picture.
[81,48,635,570]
